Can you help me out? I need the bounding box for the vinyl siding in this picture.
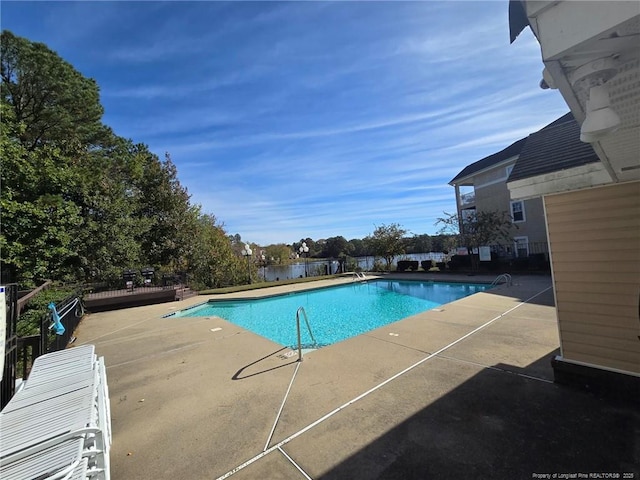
[545,181,640,375]
[472,167,548,245]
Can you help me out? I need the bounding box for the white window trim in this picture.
[510,199,526,223]
[513,236,529,257]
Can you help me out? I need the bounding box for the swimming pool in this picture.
[172,280,490,348]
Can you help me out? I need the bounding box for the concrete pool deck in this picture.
[73,274,639,479]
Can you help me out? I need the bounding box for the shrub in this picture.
[448,255,471,271]
[421,260,434,271]
[372,260,386,272]
[397,260,418,272]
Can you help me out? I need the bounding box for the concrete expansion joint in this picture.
[215,285,553,480]
[277,446,313,480]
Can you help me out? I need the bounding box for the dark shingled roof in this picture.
[450,112,600,186]
[508,112,600,182]
[449,137,527,185]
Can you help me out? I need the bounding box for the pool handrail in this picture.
[491,273,512,287]
[295,307,317,362]
[352,272,367,281]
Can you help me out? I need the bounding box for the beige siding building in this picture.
[509,0,640,387]
[545,182,640,375]
[449,118,577,261]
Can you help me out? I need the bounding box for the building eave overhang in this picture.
[514,1,640,187]
[507,162,614,200]
[449,155,520,187]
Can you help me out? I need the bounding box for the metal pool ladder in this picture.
[491,273,513,287]
[352,272,367,281]
[296,307,317,362]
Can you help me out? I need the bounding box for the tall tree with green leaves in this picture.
[1,30,105,152]
[133,151,196,268]
[70,135,150,283]
[1,30,326,289]
[0,102,84,286]
[321,236,351,258]
[406,234,433,254]
[0,31,122,286]
[366,223,408,271]
[185,214,244,289]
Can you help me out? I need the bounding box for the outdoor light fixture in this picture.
[566,57,621,144]
[539,67,557,90]
[580,84,621,143]
[242,243,253,284]
[299,242,309,277]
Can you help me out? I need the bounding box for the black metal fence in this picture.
[1,284,18,409]
[447,242,550,273]
[5,290,85,406]
[44,292,85,353]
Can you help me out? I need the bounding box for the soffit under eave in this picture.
[536,20,640,183]
[507,162,614,200]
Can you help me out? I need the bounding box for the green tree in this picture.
[347,238,368,257]
[264,244,293,265]
[0,30,286,289]
[0,31,135,286]
[293,238,318,258]
[436,210,514,270]
[321,236,351,258]
[69,134,149,283]
[366,223,408,271]
[406,234,432,254]
[134,151,196,268]
[431,234,456,254]
[185,214,244,289]
[0,103,84,286]
[1,30,104,152]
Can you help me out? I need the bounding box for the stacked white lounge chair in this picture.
[0,344,111,479]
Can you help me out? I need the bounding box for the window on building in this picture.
[510,200,525,222]
[461,208,476,222]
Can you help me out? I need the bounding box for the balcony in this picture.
[459,191,475,207]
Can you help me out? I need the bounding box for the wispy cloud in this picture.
[1,1,571,245]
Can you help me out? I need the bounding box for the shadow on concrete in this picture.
[232,346,297,380]
[318,353,639,480]
[439,348,561,382]
[483,278,555,307]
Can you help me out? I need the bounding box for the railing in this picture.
[17,280,52,314]
[1,284,19,409]
[460,191,475,206]
[491,273,513,287]
[14,291,85,387]
[295,307,317,362]
[48,293,85,351]
[447,242,550,272]
[16,335,42,380]
[352,272,367,281]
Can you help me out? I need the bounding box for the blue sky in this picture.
[2,1,569,245]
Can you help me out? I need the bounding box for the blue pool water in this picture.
[173,280,490,348]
